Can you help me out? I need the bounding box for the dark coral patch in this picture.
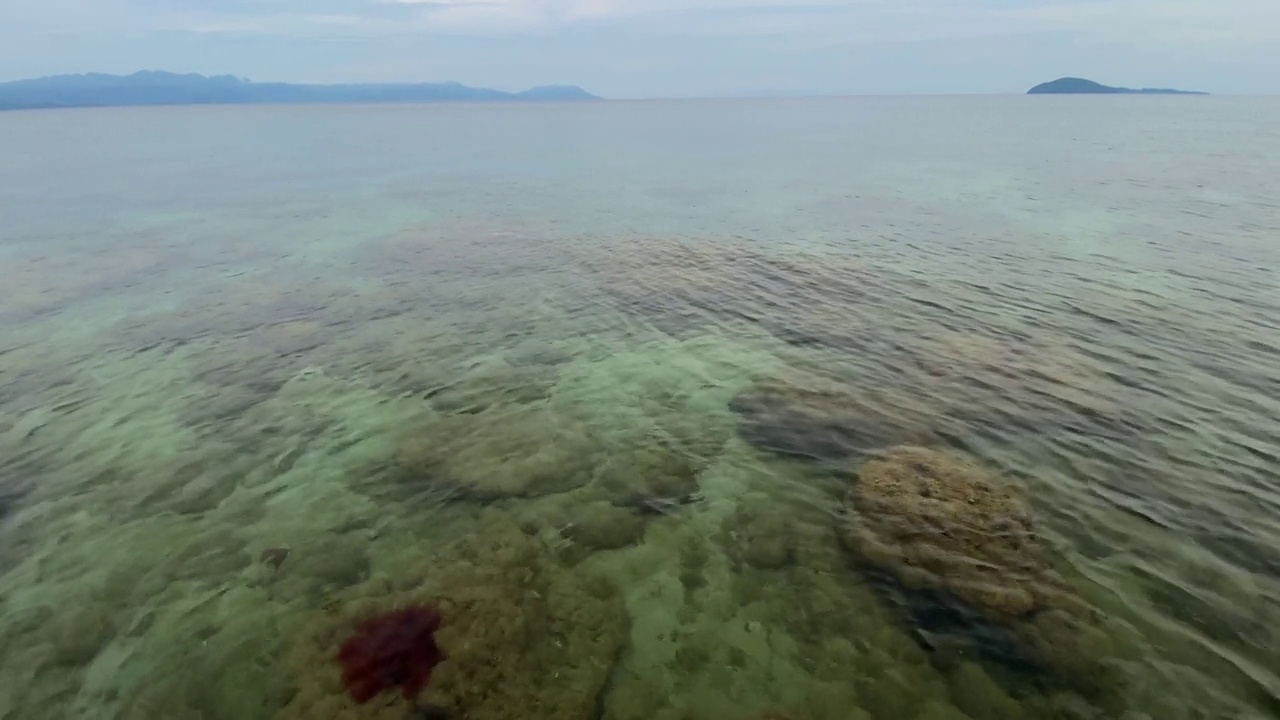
[729,381,936,462]
[337,605,446,704]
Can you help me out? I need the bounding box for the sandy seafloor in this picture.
[0,97,1278,719]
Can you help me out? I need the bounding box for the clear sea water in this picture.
[0,97,1278,720]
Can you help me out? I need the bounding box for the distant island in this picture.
[0,70,600,111]
[1028,77,1207,95]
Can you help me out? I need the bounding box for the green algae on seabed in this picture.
[0,284,1273,720]
[276,514,628,720]
[1,191,1279,720]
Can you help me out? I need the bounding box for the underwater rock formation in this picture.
[397,407,603,500]
[43,603,118,666]
[267,534,370,601]
[572,237,881,350]
[260,547,290,571]
[839,446,1119,697]
[895,328,1152,444]
[0,475,29,524]
[563,502,648,551]
[141,456,244,515]
[423,362,561,415]
[730,380,937,462]
[595,442,707,511]
[843,446,1043,615]
[276,515,628,720]
[337,605,446,703]
[721,497,798,570]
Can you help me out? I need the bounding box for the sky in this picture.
[1,0,1278,97]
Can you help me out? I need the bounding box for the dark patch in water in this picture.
[1220,435,1279,464]
[1134,566,1268,647]
[905,295,951,312]
[0,477,30,523]
[773,326,828,348]
[728,382,936,462]
[865,570,1046,683]
[613,491,703,516]
[1064,302,1122,326]
[1195,531,1280,581]
[1244,339,1280,356]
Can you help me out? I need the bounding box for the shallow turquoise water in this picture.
[0,98,1278,719]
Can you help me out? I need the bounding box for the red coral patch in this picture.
[337,605,446,704]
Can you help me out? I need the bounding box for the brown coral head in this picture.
[337,605,447,704]
[259,547,290,570]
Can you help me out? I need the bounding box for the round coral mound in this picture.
[729,380,936,462]
[337,605,445,704]
[841,446,1051,617]
[839,446,1122,702]
[396,408,602,499]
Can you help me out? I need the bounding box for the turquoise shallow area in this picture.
[1,98,1278,720]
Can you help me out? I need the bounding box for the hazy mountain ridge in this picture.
[0,70,599,110]
[1028,77,1207,95]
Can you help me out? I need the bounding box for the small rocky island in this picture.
[1028,77,1207,95]
[0,70,600,111]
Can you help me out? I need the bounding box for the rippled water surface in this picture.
[1,97,1278,720]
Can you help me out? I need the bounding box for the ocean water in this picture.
[0,97,1278,720]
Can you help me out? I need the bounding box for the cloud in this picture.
[995,0,1280,44]
[14,0,1280,44]
[185,20,270,34]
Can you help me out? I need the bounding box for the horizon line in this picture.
[0,69,1238,101]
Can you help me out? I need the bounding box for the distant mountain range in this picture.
[0,70,600,110]
[1028,77,1207,95]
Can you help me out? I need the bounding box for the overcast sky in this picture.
[2,1,1277,97]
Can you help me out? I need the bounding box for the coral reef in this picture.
[267,534,371,602]
[571,237,881,351]
[594,442,707,510]
[729,380,937,462]
[108,589,295,720]
[276,515,628,720]
[147,456,244,515]
[839,446,1119,698]
[396,407,603,500]
[337,606,446,703]
[260,547,291,571]
[720,497,797,570]
[841,446,1052,618]
[0,477,29,524]
[160,527,253,586]
[423,361,561,415]
[893,327,1153,445]
[42,603,118,666]
[945,662,1024,720]
[563,502,648,551]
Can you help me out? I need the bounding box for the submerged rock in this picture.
[594,442,706,511]
[839,446,1119,699]
[276,517,629,720]
[564,502,647,551]
[842,446,1044,617]
[163,527,253,586]
[424,363,560,415]
[572,237,878,349]
[44,603,117,666]
[0,475,30,523]
[397,407,602,500]
[946,662,1024,720]
[729,381,935,462]
[721,497,797,570]
[268,535,371,601]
